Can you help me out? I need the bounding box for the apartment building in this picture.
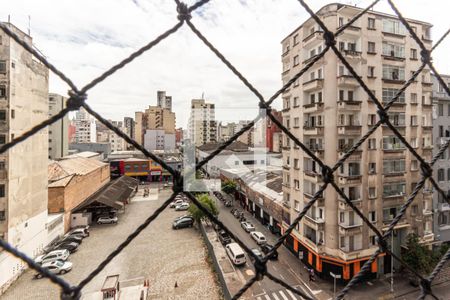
[188,99,217,146]
[0,23,49,293]
[135,92,176,146]
[431,74,450,243]
[124,116,135,147]
[281,3,433,281]
[48,93,69,160]
[74,106,96,143]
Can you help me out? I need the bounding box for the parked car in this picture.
[53,242,79,253]
[174,215,193,222]
[250,231,267,245]
[225,243,246,266]
[169,199,185,208]
[172,218,194,229]
[218,230,232,245]
[240,221,255,232]
[250,248,264,262]
[260,243,278,260]
[61,235,83,244]
[35,249,70,265]
[69,227,89,237]
[35,260,73,278]
[225,200,232,207]
[175,202,190,211]
[97,216,118,224]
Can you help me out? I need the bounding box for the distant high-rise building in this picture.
[281,3,433,280]
[124,117,135,139]
[0,22,49,293]
[188,99,216,146]
[157,90,172,111]
[74,106,96,143]
[144,129,175,152]
[48,93,69,160]
[135,91,176,146]
[175,127,184,147]
[431,73,450,243]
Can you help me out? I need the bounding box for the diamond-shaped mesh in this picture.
[0,0,449,299]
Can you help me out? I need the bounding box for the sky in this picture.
[2,0,449,129]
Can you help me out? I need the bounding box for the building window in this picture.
[369,187,376,199]
[293,34,299,45]
[368,138,376,150]
[368,114,376,126]
[338,17,344,27]
[294,200,300,212]
[0,161,5,170]
[382,19,406,35]
[439,125,444,138]
[382,65,405,81]
[0,86,5,98]
[382,88,405,103]
[0,61,6,73]
[0,210,4,221]
[368,41,376,53]
[382,136,404,150]
[0,135,5,145]
[0,110,5,121]
[411,205,418,216]
[383,160,405,174]
[11,109,14,119]
[368,17,375,29]
[410,48,417,60]
[382,41,405,58]
[368,163,376,175]
[438,104,444,116]
[0,184,4,197]
[410,93,417,104]
[294,179,300,190]
[383,207,399,222]
[293,55,299,66]
[383,183,405,197]
[369,211,376,222]
[410,115,418,126]
[293,97,299,107]
[411,160,418,171]
[438,169,445,181]
[368,66,375,77]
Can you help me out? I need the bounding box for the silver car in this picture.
[97,216,118,224]
[35,249,70,265]
[35,260,73,278]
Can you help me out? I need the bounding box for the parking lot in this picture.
[2,185,220,300]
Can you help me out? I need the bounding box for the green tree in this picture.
[188,194,219,223]
[402,233,434,275]
[222,180,237,195]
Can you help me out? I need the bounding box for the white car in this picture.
[250,231,267,245]
[35,261,73,278]
[170,199,185,208]
[35,249,70,265]
[97,216,118,224]
[175,202,190,211]
[240,221,255,232]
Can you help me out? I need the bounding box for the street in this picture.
[214,193,325,300]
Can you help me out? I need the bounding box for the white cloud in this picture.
[2,0,449,128]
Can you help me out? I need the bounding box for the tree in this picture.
[188,193,219,223]
[222,180,237,195]
[402,233,434,275]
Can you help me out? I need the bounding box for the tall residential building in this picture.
[48,93,69,160]
[0,23,49,293]
[135,92,176,146]
[281,4,433,281]
[188,99,216,146]
[157,90,172,111]
[217,122,236,142]
[74,106,96,143]
[144,129,176,151]
[124,117,135,144]
[431,74,450,243]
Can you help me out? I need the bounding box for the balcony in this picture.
[382,53,406,62]
[308,144,324,159]
[303,125,324,136]
[303,30,324,44]
[421,232,434,243]
[282,200,291,209]
[422,81,433,91]
[342,49,362,60]
[337,100,362,111]
[337,75,359,87]
[338,223,363,235]
[338,198,362,210]
[338,148,362,160]
[303,102,324,113]
[337,125,361,136]
[423,209,433,216]
[303,78,324,92]
[382,78,406,85]
[338,174,362,185]
[304,170,322,183]
[303,192,325,206]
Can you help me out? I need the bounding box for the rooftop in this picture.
[197,141,248,153]
[48,157,107,187]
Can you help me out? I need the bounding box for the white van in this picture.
[225,243,246,266]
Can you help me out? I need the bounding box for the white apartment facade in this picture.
[281,4,433,281]
[188,99,217,146]
[0,23,49,294]
[74,106,96,143]
[143,129,175,152]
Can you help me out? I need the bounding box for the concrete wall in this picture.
[48,93,69,160]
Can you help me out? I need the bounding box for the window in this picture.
[382,88,405,103]
[369,162,376,174]
[369,187,376,199]
[0,184,4,197]
[382,136,404,150]
[411,115,418,126]
[0,135,5,145]
[0,110,5,121]
[411,160,418,171]
[293,97,299,107]
[382,65,405,81]
[368,66,375,77]
[369,235,377,247]
[0,86,5,98]
[410,93,417,104]
[383,183,405,197]
[439,126,444,138]
[339,17,344,27]
[383,160,405,174]
[294,180,300,190]
[387,112,405,126]
[310,71,315,81]
[0,210,4,221]
[294,158,299,169]
[368,138,376,150]
[382,19,406,35]
[369,211,376,222]
[317,68,322,79]
[438,169,445,181]
[293,55,299,66]
[447,168,450,181]
[294,200,300,212]
[368,17,375,29]
[382,41,405,58]
[439,104,444,116]
[0,161,5,170]
[410,48,417,60]
[368,114,376,126]
[368,41,376,53]
[11,109,14,119]
[293,34,299,45]
[0,61,6,73]
[348,162,360,176]
[411,205,418,216]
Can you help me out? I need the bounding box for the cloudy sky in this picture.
[2,0,449,128]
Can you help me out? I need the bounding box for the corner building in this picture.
[280,3,433,281]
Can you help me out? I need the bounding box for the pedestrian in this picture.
[309,268,315,282]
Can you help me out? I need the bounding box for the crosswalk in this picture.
[254,289,305,300]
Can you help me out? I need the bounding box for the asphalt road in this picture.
[214,193,317,300]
